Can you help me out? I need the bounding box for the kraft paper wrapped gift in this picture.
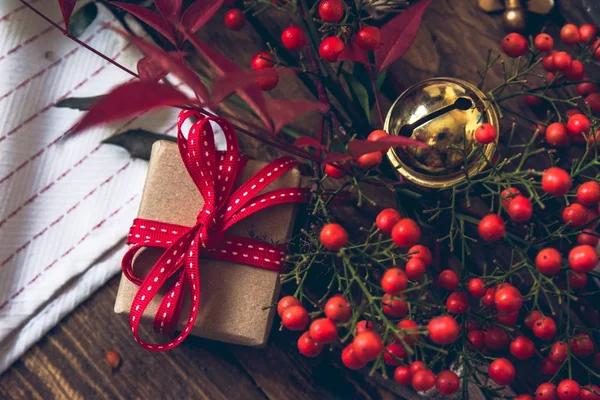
[114,140,300,347]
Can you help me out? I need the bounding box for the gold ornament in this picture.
[384,78,498,189]
[478,0,554,32]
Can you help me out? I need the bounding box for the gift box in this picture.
[114,138,301,347]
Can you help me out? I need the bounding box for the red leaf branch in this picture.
[347,136,428,158]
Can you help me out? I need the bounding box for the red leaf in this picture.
[323,152,352,163]
[266,99,328,135]
[183,31,273,131]
[113,28,209,102]
[294,136,325,150]
[374,0,432,73]
[154,0,182,21]
[337,42,370,65]
[211,69,277,105]
[58,0,76,30]
[70,81,191,133]
[137,52,188,83]
[182,0,224,34]
[347,136,428,158]
[111,2,176,45]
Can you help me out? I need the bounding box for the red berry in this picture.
[224,9,245,30]
[281,26,307,51]
[309,318,338,344]
[408,244,432,266]
[567,113,591,138]
[367,129,388,142]
[581,385,600,400]
[525,310,543,330]
[535,33,554,52]
[251,52,274,70]
[256,68,279,91]
[585,93,600,114]
[542,52,557,72]
[510,336,536,360]
[394,366,412,385]
[438,269,459,291]
[485,327,510,351]
[391,218,421,248]
[508,195,533,222]
[319,36,345,62]
[435,370,460,395]
[467,278,486,298]
[494,284,522,313]
[475,123,498,144]
[381,267,408,294]
[578,230,599,247]
[501,33,529,58]
[553,51,573,71]
[568,245,599,272]
[541,357,561,376]
[298,331,324,357]
[318,0,343,23]
[383,343,406,365]
[557,379,581,400]
[355,320,374,335]
[396,319,420,345]
[412,369,436,391]
[353,331,383,362]
[496,310,519,326]
[571,334,595,357]
[533,316,557,340]
[281,305,309,330]
[324,295,351,322]
[325,163,346,179]
[577,181,600,206]
[592,39,600,61]
[542,167,572,196]
[536,382,558,400]
[562,203,589,228]
[382,293,409,318]
[501,187,521,208]
[341,343,367,369]
[545,122,570,147]
[427,315,460,345]
[536,248,563,275]
[376,208,402,234]
[356,26,381,51]
[549,341,568,364]
[482,288,497,309]
[561,24,581,45]
[356,152,382,169]
[405,257,427,280]
[577,80,599,96]
[569,271,588,288]
[468,330,485,349]
[277,296,301,317]
[580,24,598,44]
[478,214,505,241]
[565,60,584,81]
[446,292,468,315]
[515,395,535,400]
[409,361,426,375]
[320,223,348,250]
[488,358,515,386]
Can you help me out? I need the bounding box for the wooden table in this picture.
[0,1,591,398]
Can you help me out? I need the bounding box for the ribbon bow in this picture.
[122,110,310,351]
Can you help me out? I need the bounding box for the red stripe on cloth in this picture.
[0,23,112,103]
[0,161,132,268]
[0,0,43,23]
[0,194,139,311]
[0,39,132,143]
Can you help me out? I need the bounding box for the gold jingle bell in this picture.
[384,78,499,189]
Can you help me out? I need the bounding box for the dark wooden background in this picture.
[0,0,593,399]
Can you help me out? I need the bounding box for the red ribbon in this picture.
[122,110,311,351]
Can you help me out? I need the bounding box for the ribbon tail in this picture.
[153,272,186,336]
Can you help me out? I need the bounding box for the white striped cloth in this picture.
[0,0,178,373]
